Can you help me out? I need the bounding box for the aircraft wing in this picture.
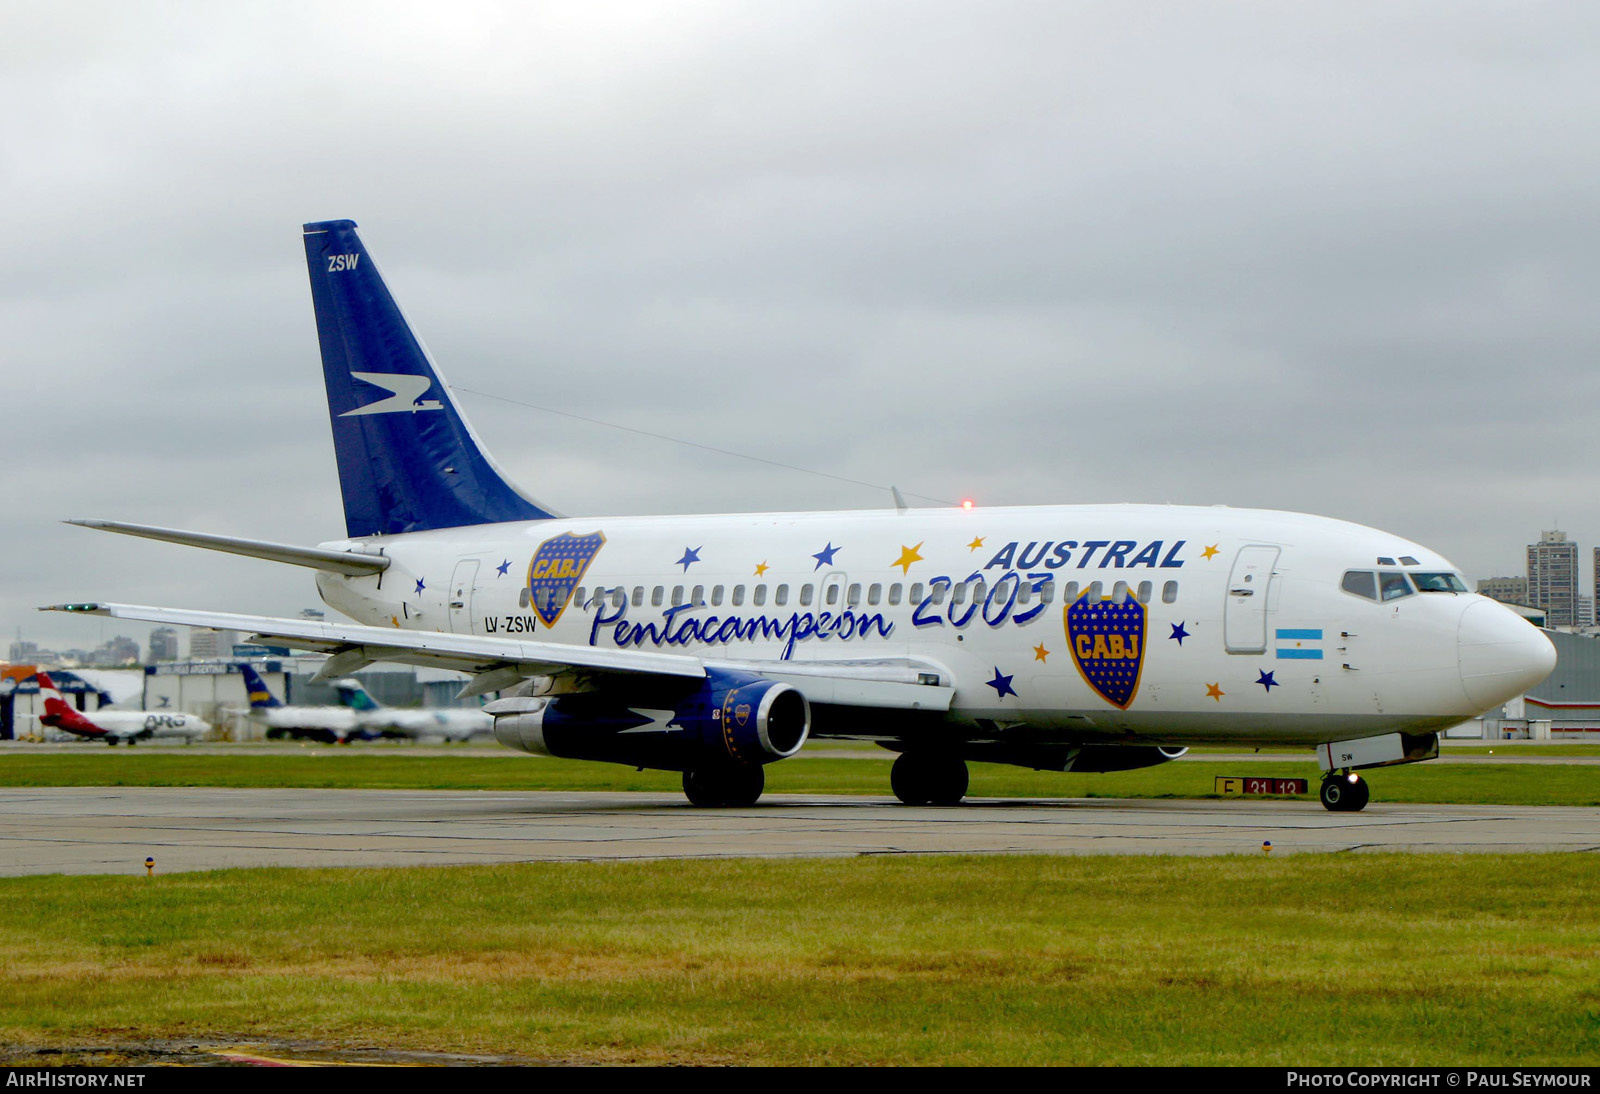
[44,603,954,711]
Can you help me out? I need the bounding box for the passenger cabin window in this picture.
[909,583,924,603]
[1087,581,1104,601]
[632,586,644,607]
[1112,580,1129,603]
[868,583,882,606]
[576,587,588,608]
[775,584,789,606]
[848,584,862,607]
[1062,581,1079,603]
[754,585,767,606]
[1379,571,1414,601]
[826,584,840,606]
[519,588,530,608]
[1161,580,1178,604]
[800,584,814,607]
[712,585,724,606]
[691,585,704,606]
[1137,580,1152,604]
[1341,571,1378,601]
[652,586,664,607]
[1412,572,1468,594]
[672,586,684,607]
[732,585,745,606]
[888,583,903,606]
[612,588,625,608]
[1041,581,1056,604]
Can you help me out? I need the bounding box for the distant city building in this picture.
[1581,597,1595,629]
[7,639,40,663]
[148,628,180,662]
[1476,576,1530,605]
[89,635,140,666]
[187,628,239,659]
[1528,530,1579,627]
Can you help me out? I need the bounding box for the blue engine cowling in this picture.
[489,668,810,772]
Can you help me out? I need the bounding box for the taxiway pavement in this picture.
[3,787,1598,875]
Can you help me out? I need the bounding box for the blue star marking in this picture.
[1256,669,1279,692]
[676,546,702,572]
[495,559,511,576]
[812,542,840,570]
[986,667,1017,700]
[1169,621,1190,645]
[414,578,426,596]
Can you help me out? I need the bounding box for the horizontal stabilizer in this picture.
[65,520,390,576]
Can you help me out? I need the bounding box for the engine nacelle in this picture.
[487,668,810,772]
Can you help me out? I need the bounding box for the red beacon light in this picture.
[961,499,974,510]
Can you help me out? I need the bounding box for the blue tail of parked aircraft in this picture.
[302,219,557,538]
[237,664,282,709]
[333,678,382,713]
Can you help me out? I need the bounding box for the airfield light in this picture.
[962,499,974,510]
[144,856,154,877]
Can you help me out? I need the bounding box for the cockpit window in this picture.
[1412,571,1468,593]
[1379,571,1414,601]
[1341,570,1378,600]
[1399,556,1419,566]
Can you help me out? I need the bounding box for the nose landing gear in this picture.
[1319,771,1369,812]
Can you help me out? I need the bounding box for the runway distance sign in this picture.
[1215,776,1309,796]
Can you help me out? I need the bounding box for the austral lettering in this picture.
[982,539,1185,571]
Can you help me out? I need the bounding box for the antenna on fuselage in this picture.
[891,486,908,512]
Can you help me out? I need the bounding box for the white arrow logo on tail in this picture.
[340,373,445,416]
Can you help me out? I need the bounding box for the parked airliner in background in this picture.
[51,220,1555,809]
[333,679,492,743]
[236,663,362,744]
[35,672,207,745]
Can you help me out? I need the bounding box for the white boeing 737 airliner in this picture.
[51,220,1555,810]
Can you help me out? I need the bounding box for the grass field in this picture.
[2,749,1597,806]
[3,854,1597,1066]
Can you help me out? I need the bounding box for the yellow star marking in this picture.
[754,562,769,577]
[967,536,985,552]
[1033,643,1050,663]
[391,616,400,628]
[1206,682,1224,702]
[1201,544,1220,561]
[893,542,924,575]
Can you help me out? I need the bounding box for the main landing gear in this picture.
[682,764,765,808]
[891,752,969,805]
[1319,771,1369,812]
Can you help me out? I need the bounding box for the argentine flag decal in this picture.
[1275,629,1324,660]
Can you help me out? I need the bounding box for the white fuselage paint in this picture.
[311,503,1553,747]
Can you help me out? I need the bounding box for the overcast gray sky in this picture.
[6,1,1600,653]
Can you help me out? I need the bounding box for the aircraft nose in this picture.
[1458,600,1556,710]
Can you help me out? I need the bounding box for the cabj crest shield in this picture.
[1064,592,1147,709]
[526,531,606,627]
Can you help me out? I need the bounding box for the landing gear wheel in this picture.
[682,764,765,807]
[891,753,969,806]
[1320,772,1369,812]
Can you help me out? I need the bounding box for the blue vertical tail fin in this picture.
[302,220,557,537]
[237,664,282,710]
